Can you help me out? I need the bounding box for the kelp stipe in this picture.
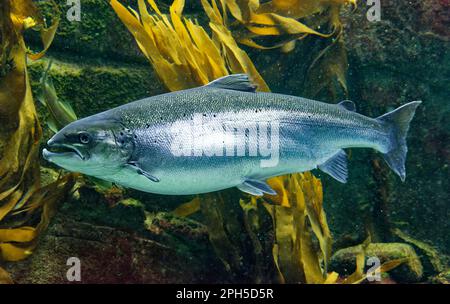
[37,60,78,133]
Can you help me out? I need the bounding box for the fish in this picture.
[38,60,113,190]
[42,74,421,196]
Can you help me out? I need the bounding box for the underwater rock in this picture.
[417,0,450,40]
[330,243,424,282]
[326,0,450,259]
[3,216,226,283]
[32,0,144,61]
[28,57,165,123]
[30,0,207,62]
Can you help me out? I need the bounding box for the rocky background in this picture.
[3,0,449,283]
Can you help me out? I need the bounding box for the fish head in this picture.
[42,116,134,177]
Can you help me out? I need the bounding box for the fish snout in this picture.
[43,130,86,161]
[47,131,65,147]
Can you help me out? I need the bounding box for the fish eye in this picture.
[78,132,91,144]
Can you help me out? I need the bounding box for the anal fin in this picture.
[237,178,277,196]
[318,150,348,183]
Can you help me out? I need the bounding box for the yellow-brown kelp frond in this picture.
[110,0,268,91]
[0,0,75,264]
[0,174,76,261]
[262,172,332,283]
[205,0,356,51]
[262,174,407,284]
[0,265,13,283]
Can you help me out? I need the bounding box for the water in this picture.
[0,0,448,284]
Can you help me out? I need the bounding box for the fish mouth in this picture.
[43,143,86,161]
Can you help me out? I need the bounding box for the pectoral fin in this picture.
[318,150,348,183]
[237,178,277,196]
[127,162,160,182]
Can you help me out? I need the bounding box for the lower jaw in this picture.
[42,148,81,161]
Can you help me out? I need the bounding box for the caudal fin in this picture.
[377,101,421,182]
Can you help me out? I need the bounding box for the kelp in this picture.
[0,0,76,265]
[239,197,267,283]
[0,174,75,261]
[178,174,405,283]
[110,0,269,91]
[202,0,351,98]
[262,172,332,283]
[197,192,275,282]
[110,0,350,96]
[172,197,201,217]
[205,0,356,51]
[304,34,348,98]
[0,265,13,284]
[37,60,77,133]
[198,193,244,276]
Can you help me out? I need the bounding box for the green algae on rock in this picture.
[330,242,424,282]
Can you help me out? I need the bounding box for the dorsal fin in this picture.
[205,74,257,92]
[338,100,356,112]
[318,149,348,183]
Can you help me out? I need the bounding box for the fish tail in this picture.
[376,101,421,181]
